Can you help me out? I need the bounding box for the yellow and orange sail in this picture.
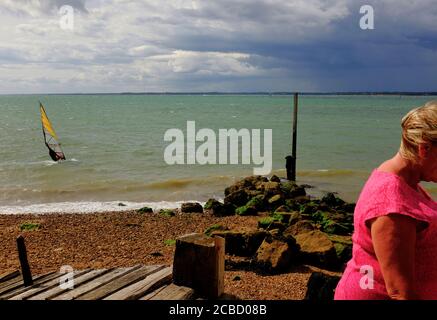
[40,102,66,161]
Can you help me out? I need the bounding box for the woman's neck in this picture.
[380,153,422,191]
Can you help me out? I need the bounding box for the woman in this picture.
[335,101,437,300]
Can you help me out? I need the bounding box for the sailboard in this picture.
[40,102,66,161]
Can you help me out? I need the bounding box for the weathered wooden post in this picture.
[286,93,299,181]
[173,233,224,299]
[16,235,33,286]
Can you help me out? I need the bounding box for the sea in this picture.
[0,94,436,214]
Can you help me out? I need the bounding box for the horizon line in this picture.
[1,91,437,96]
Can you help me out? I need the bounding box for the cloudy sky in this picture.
[0,0,436,93]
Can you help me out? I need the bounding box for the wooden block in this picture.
[148,283,194,300]
[104,266,171,300]
[76,265,162,300]
[28,269,110,300]
[173,233,225,298]
[52,266,141,300]
[8,270,89,300]
[0,272,57,299]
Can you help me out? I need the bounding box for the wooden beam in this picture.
[16,236,33,287]
[286,93,299,181]
[173,233,225,299]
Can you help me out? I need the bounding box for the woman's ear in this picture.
[418,142,431,159]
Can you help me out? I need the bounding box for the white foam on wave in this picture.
[0,200,208,215]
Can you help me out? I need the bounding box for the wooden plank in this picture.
[8,270,89,300]
[27,269,110,300]
[0,274,22,291]
[141,285,169,300]
[0,272,57,299]
[77,265,162,300]
[52,265,141,300]
[0,271,20,283]
[148,284,194,300]
[104,266,171,300]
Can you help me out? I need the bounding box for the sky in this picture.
[0,0,436,93]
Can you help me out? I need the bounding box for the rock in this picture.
[245,195,265,211]
[205,199,234,216]
[275,205,290,212]
[283,220,315,238]
[299,201,319,215]
[255,233,299,273]
[211,229,268,257]
[268,194,284,208]
[294,230,339,269]
[321,192,345,208]
[328,235,352,265]
[270,175,281,182]
[258,219,287,231]
[304,272,341,300]
[204,198,218,210]
[281,181,306,198]
[275,211,301,225]
[235,205,258,216]
[118,202,126,207]
[262,182,281,196]
[181,202,204,213]
[312,211,353,235]
[204,224,229,237]
[224,189,249,207]
[137,207,153,213]
[224,176,268,196]
[159,209,176,217]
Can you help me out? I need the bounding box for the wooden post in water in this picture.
[286,93,299,181]
[173,233,225,299]
[16,235,33,286]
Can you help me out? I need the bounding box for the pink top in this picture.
[334,169,437,300]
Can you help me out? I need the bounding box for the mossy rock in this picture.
[258,217,275,229]
[204,198,217,210]
[299,202,319,215]
[20,222,40,232]
[181,202,203,213]
[246,195,265,211]
[159,209,176,217]
[275,211,301,225]
[204,224,228,236]
[137,207,153,214]
[235,205,257,216]
[164,239,176,246]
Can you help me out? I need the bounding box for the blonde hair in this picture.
[400,100,437,162]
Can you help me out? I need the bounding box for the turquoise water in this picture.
[0,94,436,212]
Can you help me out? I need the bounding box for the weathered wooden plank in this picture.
[0,272,57,299]
[8,270,89,300]
[0,270,20,283]
[141,285,169,300]
[28,269,110,300]
[148,283,194,300]
[0,274,22,291]
[104,266,171,300]
[52,265,141,300]
[77,265,162,300]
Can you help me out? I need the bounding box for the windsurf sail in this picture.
[40,102,66,161]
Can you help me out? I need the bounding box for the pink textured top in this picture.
[335,169,437,300]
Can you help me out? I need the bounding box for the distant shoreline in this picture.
[1,92,437,96]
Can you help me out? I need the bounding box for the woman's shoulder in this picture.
[356,169,410,211]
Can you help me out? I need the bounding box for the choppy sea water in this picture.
[0,94,435,213]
